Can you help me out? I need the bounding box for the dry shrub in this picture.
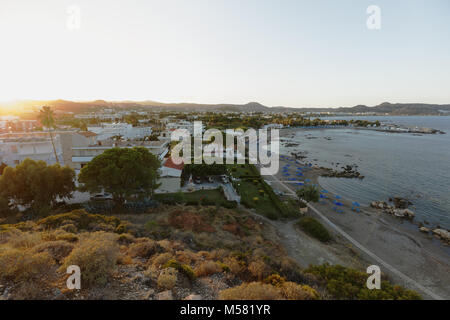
[31,240,74,263]
[196,250,211,260]
[248,260,270,280]
[222,222,241,236]
[157,239,172,251]
[264,274,286,286]
[118,233,135,245]
[223,257,246,275]
[168,210,215,233]
[128,239,161,258]
[41,229,78,243]
[175,250,196,264]
[195,261,222,277]
[117,252,134,265]
[60,232,119,287]
[219,281,319,300]
[209,249,228,261]
[151,252,173,268]
[0,227,22,244]
[157,267,178,290]
[60,223,77,233]
[219,282,281,300]
[278,282,319,300]
[7,231,41,249]
[0,249,55,282]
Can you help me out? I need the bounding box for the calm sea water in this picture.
[280,116,450,228]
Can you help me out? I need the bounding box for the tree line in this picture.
[0,147,161,218]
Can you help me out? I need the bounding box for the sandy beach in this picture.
[260,128,450,299]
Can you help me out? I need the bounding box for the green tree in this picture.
[0,195,13,218]
[0,162,7,175]
[38,106,59,163]
[296,185,320,203]
[78,147,161,206]
[0,159,75,213]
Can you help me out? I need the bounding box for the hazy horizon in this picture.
[1,98,450,111]
[1,0,449,107]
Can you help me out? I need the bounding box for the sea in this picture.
[280,116,450,229]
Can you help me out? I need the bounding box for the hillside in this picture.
[0,207,421,300]
[1,99,450,115]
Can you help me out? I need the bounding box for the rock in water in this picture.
[393,197,412,209]
[432,229,450,243]
[419,227,430,233]
[403,209,415,218]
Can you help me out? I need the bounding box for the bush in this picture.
[37,210,121,232]
[0,196,14,218]
[306,264,421,300]
[296,185,320,203]
[219,281,319,300]
[118,233,135,245]
[219,282,281,300]
[264,274,286,286]
[248,260,270,280]
[297,217,332,242]
[278,282,319,300]
[32,240,74,263]
[195,261,222,277]
[60,232,119,287]
[152,253,173,268]
[157,267,178,290]
[128,239,161,258]
[0,249,56,283]
[163,259,196,280]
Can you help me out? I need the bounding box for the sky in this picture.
[0,0,449,108]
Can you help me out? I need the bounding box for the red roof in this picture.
[78,131,97,137]
[163,157,184,171]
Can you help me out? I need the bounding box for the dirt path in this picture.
[263,169,447,300]
[246,207,367,270]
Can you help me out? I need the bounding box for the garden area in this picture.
[228,164,298,219]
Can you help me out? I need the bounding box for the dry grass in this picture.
[248,260,271,280]
[194,261,222,277]
[219,281,319,300]
[157,267,178,290]
[0,249,56,282]
[219,282,281,300]
[60,232,119,287]
[127,238,161,258]
[31,240,74,263]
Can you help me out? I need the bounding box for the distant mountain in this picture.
[1,99,449,116]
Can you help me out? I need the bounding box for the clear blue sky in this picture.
[0,0,449,107]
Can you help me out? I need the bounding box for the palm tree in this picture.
[38,106,59,163]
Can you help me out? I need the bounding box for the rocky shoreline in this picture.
[370,198,450,245]
[320,164,364,179]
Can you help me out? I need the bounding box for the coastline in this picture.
[262,127,450,299]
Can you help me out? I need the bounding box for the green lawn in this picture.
[229,164,297,219]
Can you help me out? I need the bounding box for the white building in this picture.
[157,157,184,193]
[70,139,169,171]
[0,132,63,166]
[87,123,152,140]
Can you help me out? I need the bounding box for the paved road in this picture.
[263,171,444,300]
